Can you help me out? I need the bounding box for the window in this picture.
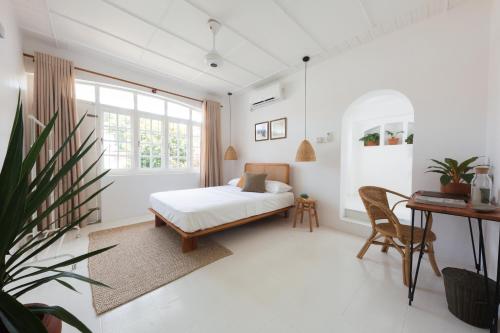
[139,116,163,169]
[137,94,165,115]
[75,83,96,102]
[99,87,134,109]
[102,109,132,169]
[75,80,202,172]
[192,125,201,168]
[168,122,188,169]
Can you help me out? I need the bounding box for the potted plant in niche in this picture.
[405,133,414,144]
[0,94,114,333]
[426,157,478,196]
[359,133,380,146]
[386,130,403,145]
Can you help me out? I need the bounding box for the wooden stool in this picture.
[293,198,319,232]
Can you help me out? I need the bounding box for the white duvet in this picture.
[150,186,294,233]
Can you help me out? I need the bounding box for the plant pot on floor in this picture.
[387,137,400,145]
[440,183,471,197]
[0,304,62,333]
[442,268,496,328]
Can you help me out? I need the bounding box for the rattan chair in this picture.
[357,186,441,286]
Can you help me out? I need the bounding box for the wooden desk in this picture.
[406,192,500,332]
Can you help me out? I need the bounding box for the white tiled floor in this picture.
[19,216,486,333]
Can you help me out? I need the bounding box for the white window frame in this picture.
[75,79,202,175]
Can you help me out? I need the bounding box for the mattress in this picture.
[150,185,294,233]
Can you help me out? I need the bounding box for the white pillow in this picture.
[228,178,240,186]
[265,180,292,193]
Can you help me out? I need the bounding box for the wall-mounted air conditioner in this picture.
[249,83,283,111]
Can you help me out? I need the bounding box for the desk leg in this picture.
[409,211,431,305]
[408,209,415,305]
[477,219,496,333]
[468,217,481,274]
[493,225,500,332]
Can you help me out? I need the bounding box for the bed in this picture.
[149,163,293,252]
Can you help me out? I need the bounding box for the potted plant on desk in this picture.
[426,157,478,196]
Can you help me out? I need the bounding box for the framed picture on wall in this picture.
[270,118,287,140]
[255,121,269,141]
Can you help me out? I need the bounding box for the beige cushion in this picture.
[241,173,267,193]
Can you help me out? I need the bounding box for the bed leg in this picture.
[182,237,198,253]
[155,215,164,227]
[283,210,289,218]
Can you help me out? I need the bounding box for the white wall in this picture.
[0,0,25,166]
[485,0,500,278]
[22,33,228,222]
[226,0,491,266]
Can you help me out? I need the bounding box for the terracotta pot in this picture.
[0,303,62,333]
[440,183,471,197]
[364,140,379,146]
[387,137,400,145]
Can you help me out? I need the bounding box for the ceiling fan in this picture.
[205,19,223,69]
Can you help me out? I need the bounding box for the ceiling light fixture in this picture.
[205,19,223,69]
[224,92,238,160]
[295,56,316,162]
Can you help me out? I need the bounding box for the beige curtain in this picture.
[200,100,222,187]
[34,52,85,229]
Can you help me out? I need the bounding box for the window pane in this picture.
[102,110,132,169]
[139,116,163,169]
[168,122,188,168]
[137,94,165,115]
[99,87,134,109]
[192,125,201,168]
[192,110,202,123]
[75,83,95,102]
[167,102,189,120]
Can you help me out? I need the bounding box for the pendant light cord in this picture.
[304,60,307,140]
[228,93,232,145]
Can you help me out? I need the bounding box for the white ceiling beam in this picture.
[101,0,264,80]
[356,0,375,40]
[270,0,327,53]
[182,0,291,68]
[49,10,242,89]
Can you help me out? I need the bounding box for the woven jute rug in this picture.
[88,221,232,314]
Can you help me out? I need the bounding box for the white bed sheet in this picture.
[150,186,294,233]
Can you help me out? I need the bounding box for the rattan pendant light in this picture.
[224,92,238,160]
[295,56,316,162]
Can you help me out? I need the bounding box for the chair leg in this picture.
[403,245,411,286]
[381,237,390,253]
[427,242,441,277]
[357,231,377,259]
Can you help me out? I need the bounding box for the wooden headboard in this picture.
[244,163,290,184]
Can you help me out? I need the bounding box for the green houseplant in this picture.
[405,133,414,144]
[0,93,114,333]
[385,130,403,145]
[426,157,478,196]
[359,133,380,146]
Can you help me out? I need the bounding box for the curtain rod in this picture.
[23,53,204,104]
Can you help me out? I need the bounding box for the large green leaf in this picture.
[9,244,116,283]
[440,174,452,185]
[461,173,475,184]
[0,92,23,210]
[29,304,91,333]
[457,156,478,173]
[0,291,47,333]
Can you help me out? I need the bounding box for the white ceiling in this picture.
[13,0,468,94]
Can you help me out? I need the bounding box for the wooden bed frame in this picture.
[150,163,292,252]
